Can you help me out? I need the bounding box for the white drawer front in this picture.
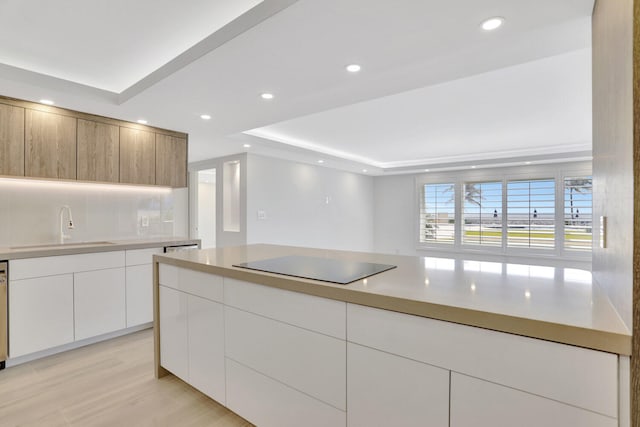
[10,251,125,280]
[158,264,223,303]
[125,247,163,266]
[226,359,346,427]
[450,373,617,427]
[347,303,618,418]
[225,306,346,410]
[224,278,346,339]
[348,342,449,427]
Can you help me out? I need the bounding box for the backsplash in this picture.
[0,178,188,247]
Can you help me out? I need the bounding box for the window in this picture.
[416,162,591,259]
[419,183,455,244]
[564,176,592,251]
[507,179,555,249]
[462,181,502,246]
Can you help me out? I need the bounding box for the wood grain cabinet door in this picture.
[119,127,155,185]
[155,134,187,187]
[77,119,119,183]
[0,103,25,176]
[25,109,77,179]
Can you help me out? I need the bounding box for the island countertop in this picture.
[154,244,631,355]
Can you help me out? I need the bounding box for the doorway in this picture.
[194,168,216,248]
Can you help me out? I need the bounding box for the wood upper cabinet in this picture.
[119,127,155,185]
[156,134,187,187]
[77,119,119,183]
[0,103,25,176]
[25,109,77,179]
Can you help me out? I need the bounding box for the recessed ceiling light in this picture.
[200,114,211,120]
[481,17,504,31]
[243,144,251,148]
[137,119,147,124]
[39,99,54,105]
[346,64,361,73]
[261,93,274,100]
[317,160,324,164]
[424,169,430,172]
[525,161,532,165]
[471,165,477,169]
[362,169,368,173]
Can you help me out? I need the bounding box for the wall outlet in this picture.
[141,216,150,227]
[257,210,267,220]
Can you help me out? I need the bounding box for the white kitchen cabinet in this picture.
[159,285,189,381]
[9,274,74,358]
[225,306,346,410]
[226,358,346,427]
[74,267,126,340]
[158,269,226,402]
[187,294,225,404]
[347,303,618,418]
[450,373,617,427]
[125,247,163,327]
[347,342,449,427]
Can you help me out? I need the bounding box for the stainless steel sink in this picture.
[10,241,115,250]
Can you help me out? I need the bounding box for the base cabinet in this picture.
[74,267,126,340]
[450,373,617,427]
[158,267,226,403]
[9,274,74,358]
[125,248,163,327]
[347,342,449,427]
[226,359,346,427]
[156,266,622,427]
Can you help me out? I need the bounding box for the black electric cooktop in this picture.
[233,255,396,285]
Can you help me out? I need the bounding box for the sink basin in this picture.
[11,241,115,250]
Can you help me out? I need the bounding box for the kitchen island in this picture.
[154,244,630,427]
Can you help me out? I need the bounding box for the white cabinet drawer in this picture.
[225,306,346,410]
[347,303,618,418]
[10,251,125,280]
[158,264,222,303]
[450,373,617,427]
[347,342,449,427]
[224,278,346,339]
[226,359,346,427]
[126,247,163,266]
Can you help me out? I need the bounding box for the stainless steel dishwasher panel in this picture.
[0,261,7,369]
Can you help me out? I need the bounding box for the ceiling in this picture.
[0,0,595,175]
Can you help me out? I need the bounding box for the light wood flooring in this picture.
[0,329,253,426]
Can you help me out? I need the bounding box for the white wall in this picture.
[246,154,374,252]
[373,174,417,256]
[0,178,188,246]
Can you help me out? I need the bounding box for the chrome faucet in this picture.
[59,205,75,244]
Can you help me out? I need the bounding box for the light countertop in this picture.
[155,244,631,355]
[0,237,200,260]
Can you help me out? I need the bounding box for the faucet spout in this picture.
[59,205,75,244]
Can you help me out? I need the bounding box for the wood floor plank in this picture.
[0,329,253,427]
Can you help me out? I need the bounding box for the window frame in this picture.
[415,161,592,261]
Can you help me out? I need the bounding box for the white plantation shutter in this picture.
[564,176,592,252]
[462,181,502,247]
[419,183,455,244]
[507,179,555,249]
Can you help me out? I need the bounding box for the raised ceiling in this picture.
[0,0,595,174]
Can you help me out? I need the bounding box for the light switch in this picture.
[257,210,267,220]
